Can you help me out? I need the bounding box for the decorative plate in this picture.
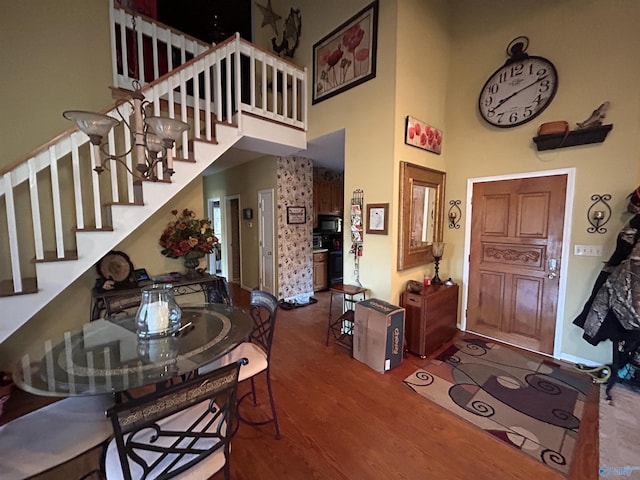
[96,251,134,282]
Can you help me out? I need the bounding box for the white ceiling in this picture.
[203,129,345,175]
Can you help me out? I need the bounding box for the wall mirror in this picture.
[398,161,445,270]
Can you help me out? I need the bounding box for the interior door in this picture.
[225,196,241,283]
[258,189,275,294]
[466,174,567,354]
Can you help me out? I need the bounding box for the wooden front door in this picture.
[466,174,567,354]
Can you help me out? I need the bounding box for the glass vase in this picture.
[135,284,182,338]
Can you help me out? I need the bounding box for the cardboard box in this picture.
[354,298,405,373]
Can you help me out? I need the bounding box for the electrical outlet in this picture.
[574,245,603,257]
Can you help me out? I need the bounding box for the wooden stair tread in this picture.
[36,251,78,262]
[0,278,37,297]
[74,226,115,232]
[104,201,144,207]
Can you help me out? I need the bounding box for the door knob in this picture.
[547,258,557,279]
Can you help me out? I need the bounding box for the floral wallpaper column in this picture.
[277,156,314,301]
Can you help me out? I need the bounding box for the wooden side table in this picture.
[326,284,367,353]
[400,284,459,358]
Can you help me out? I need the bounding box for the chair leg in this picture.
[265,370,281,439]
[236,370,281,439]
[250,377,258,406]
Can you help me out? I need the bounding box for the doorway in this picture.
[462,168,575,357]
[258,189,275,294]
[207,198,223,277]
[225,196,241,284]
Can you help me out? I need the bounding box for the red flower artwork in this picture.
[404,116,443,155]
[312,1,378,104]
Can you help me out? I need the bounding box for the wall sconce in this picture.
[448,200,462,229]
[587,193,612,234]
[243,208,253,220]
[63,82,189,182]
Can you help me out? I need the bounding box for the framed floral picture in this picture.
[312,0,379,104]
[405,115,443,154]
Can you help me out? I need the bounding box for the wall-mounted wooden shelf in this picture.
[533,124,613,151]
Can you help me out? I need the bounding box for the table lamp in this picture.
[431,242,445,285]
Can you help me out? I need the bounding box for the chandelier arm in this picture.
[97,155,137,178]
[98,142,135,161]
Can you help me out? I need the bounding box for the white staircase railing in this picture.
[0,7,306,302]
[109,1,210,91]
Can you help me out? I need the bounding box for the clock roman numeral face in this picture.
[478,56,558,128]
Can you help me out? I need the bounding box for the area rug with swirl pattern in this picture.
[403,337,592,475]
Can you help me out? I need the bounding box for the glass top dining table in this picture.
[12,303,253,397]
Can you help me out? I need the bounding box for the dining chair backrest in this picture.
[104,360,243,480]
[209,275,233,306]
[248,290,279,360]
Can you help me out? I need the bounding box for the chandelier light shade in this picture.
[146,117,190,142]
[63,110,120,145]
[63,86,190,181]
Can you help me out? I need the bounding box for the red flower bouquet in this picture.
[159,209,218,259]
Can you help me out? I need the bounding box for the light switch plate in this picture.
[574,244,603,256]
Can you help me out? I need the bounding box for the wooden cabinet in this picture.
[313,251,328,291]
[313,179,343,227]
[400,284,459,358]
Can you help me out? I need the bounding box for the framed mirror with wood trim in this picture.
[398,161,445,270]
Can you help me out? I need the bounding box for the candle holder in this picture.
[135,284,182,338]
[448,200,462,229]
[587,194,611,234]
[431,242,445,285]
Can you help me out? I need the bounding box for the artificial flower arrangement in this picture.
[159,208,218,259]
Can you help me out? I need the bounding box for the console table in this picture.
[400,284,459,358]
[91,274,231,320]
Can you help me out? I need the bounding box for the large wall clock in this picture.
[478,36,558,128]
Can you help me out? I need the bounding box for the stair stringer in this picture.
[0,123,242,345]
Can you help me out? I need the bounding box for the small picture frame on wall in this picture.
[286,206,306,224]
[405,115,443,154]
[366,203,388,235]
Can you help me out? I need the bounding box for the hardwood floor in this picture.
[215,285,598,480]
[2,285,598,479]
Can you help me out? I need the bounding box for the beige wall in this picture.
[391,0,451,300]
[444,0,640,363]
[255,0,640,363]
[3,0,639,367]
[0,0,113,167]
[203,156,278,291]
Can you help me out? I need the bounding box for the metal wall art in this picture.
[587,194,612,234]
[448,200,462,229]
[350,189,364,286]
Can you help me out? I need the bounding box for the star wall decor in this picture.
[255,0,282,35]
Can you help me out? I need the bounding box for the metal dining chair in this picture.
[102,360,244,480]
[199,289,281,439]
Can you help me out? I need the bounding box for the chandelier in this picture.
[63,84,189,181]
